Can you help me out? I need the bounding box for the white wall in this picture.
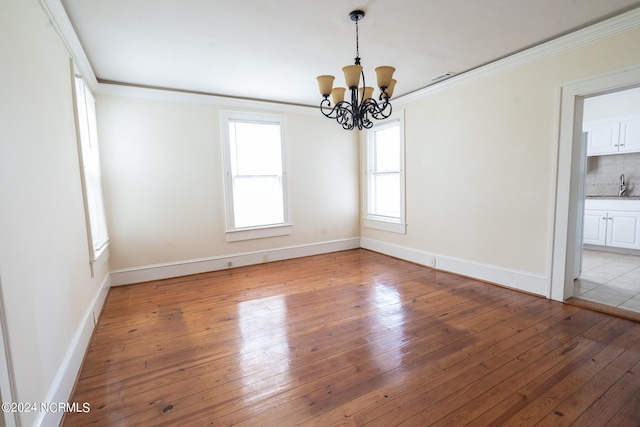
[363,23,640,296]
[96,95,359,274]
[584,86,640,121]
[0,0,110,425]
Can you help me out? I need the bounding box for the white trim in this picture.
[362,218,406,234]
[96,83,318,115]
[109,238,361,286]
[393,7,640,107]
[226,224,293,242]
[552,64,640,302]
[361,238,548,297]
[90,245,109,277]
[360,238,435,267]
[37,0,97,90]
[0,275,18,427]
[35,274,110,427]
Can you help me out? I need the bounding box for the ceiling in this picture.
[60,0,640,107]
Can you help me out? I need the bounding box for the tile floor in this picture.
[574,249,640,313]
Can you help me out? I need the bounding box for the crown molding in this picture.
[95,82,318,115]
[37,0,98,89]
[39,0,640,110]
[394,6,640,106]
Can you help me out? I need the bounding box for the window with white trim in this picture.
[73,72,109,270]
[221,111,291,241]
[364,115,406,234]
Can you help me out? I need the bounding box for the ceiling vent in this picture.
[431,72,456,82]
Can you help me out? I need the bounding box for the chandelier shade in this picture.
[316,75,335,97]
[342,65,363,88]
[359,86,374,100]
[375,66,395,90]
[316,10,396,131]
[331,87,346,104]
[386,79,397,98]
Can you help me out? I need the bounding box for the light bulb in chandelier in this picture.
[316,10,397,131]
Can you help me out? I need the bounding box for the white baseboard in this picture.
[583,243,640,256]
[35,274,110,427]
[360,238,549,297]
[109,238,361,286]
[110,237,549,296]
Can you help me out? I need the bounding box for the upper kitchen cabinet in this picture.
[584,119,620,155]
[620,117,640,153]
[585,114,640,156]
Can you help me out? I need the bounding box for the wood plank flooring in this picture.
[63,249,640,426]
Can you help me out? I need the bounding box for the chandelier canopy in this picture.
[316,10,396,131]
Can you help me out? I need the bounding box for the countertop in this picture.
[586,195,640,200]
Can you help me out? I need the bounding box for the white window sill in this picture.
[363,218,406,234]
[90,244,109,277]
[226,224,293,242]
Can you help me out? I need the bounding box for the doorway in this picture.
[551,64,640,303]
[571,88,640,314]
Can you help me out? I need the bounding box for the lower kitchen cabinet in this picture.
[583,209,607,246]
[583,200,640,250]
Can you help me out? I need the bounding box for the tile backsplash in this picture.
[585,152,640,196]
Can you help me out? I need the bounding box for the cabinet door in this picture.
[585,121,620,155]
[619,117,640,153]
[583,210,607,246]
[606,211,640,250]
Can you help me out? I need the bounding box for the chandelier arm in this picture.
[361,98,393,121]
[321,98,357,130]
[319,98,340,119]
[337,106,355,130]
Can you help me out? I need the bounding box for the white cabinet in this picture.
[607,211,640,249]
[585,120,620,155]
[583,209,607,246]
[584,115,640,156]
[583,200,640,250]
[620,117,640,153]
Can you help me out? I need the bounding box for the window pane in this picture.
[231,122,282,175]
[233,176,284,228]
[75,75,109,256]
[374,126,400,171]
[223,112,289,234]
[372,173,400,218]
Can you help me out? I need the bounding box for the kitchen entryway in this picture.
[574,249,640,313]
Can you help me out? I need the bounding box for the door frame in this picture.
[0,275,18,427]
[551,64,640,301]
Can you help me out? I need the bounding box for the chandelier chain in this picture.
[355,18,360,62]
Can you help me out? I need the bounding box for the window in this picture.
[73,71,109,271]
[221,111,291,241]
[364,114,406,234]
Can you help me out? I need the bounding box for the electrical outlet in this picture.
[262,253,268,262]
[227,261,232,267]
[431,257,437,268]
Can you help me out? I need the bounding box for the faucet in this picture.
[619,174,627,197]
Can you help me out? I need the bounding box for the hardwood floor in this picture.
[64,249,640,426]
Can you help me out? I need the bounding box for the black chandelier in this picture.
[316,10,396,131]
